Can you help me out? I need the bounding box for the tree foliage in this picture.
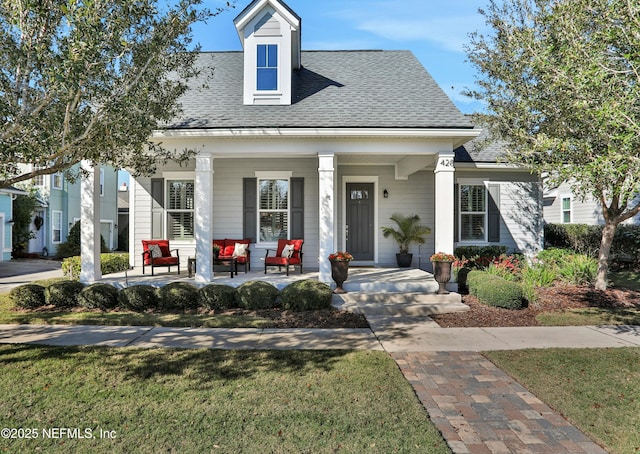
[11,190,38,253]
[466,0,640,289]
[0,0,233,188]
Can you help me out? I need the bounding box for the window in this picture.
[166,180,194,240]
[561,196,572,223]
[460,185,487,241]
[257,44,278,91]
[52,211,62,244]
[52,172,63,190]
[258,178,288,242]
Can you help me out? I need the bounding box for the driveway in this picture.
[0,259,64,292]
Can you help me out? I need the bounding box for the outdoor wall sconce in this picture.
[383,189,389,198]
[6,219,14,225]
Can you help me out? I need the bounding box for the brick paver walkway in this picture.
[392,351,608,454]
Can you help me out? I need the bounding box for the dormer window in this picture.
[257,44,278,91]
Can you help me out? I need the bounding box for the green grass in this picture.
[0,346,450,453]
[485,348,640,454]
[537,307,640,326]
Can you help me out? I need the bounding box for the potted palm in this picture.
[381,213,431,267]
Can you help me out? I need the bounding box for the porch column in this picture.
[80,160,101,283]
[195,154,214,283]
[318,153,336,284]
[434,153,455,255]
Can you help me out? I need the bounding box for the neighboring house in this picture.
[79,0,542,283]
[0,186,28,261]
[117,182,130,251]
[544,181,640,226]
[19,163,120,256]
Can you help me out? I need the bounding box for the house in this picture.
[80,0,543,283]
[544,181,640,226]
[0,187,27,261]
[19,163,120,256]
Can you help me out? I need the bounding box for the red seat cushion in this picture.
[150,257,179,266]
[142,240,172,265]
[265,256,302,266]
[275,239,303,259]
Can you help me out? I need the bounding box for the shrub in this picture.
[537,248,574,267]
[454,245,508,268]
[467,270,524,310]
[157,282,199,311]
[611,224,640,266]
[484,255,523,281]
[45,280,85,308]
[62,253,130,280]
[10,284,46,309]
[198,284,238,310]
[520,264,558,305]
[77,283,120,310]
[279,280,332,311]
[236,281,279,310]
[56,220,109,259]
[558,254,598,285]
[119,285,158,312]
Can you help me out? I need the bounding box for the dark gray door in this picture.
[346,183,375,261]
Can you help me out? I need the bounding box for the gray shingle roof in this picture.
[168,50,473,130]
[454,124,505,163]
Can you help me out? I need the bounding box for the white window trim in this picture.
[457,179,489,244]
[560,194,572,224]
[52,172,63,190]
[52,210,63,244]
[165,178,195,241]
[255,171,292,246]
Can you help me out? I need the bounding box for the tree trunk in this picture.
[595,221,617,291]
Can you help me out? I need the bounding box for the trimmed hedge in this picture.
[467,270,524,310]
[62,253,130,280]
[10,284,46,309]
[157,282,199,312]
[236,281,279,310]
[78,283,120,310]
[119,285,158,312]
[279,279,332,311]
[198,284,238,310]
[45,280,85,308]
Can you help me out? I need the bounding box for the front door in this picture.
[346,183,374,261]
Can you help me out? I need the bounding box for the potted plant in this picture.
[328,251,353,294]
[381,214,431,267]
[430,252,456,294]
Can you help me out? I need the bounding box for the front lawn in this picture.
[0,346,450,453]
[485,347,640,454]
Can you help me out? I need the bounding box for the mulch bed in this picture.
[431,284,640,328]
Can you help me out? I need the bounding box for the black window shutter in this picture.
[290,177,304,239]
[454,184,459,243]
[151,178,164,239]
[488,184,500,242]
[243,178,257,242]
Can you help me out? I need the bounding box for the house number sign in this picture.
[436,157,455,171]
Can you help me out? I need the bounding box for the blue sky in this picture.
[195,0,489,113]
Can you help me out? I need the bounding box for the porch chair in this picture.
[213,239,252,273]
[264,239,304,276]
[141,240,180,276]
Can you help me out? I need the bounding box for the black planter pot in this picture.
[330,260,350,293]
[396,253,413,268]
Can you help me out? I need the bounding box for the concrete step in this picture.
[342,280,440,293]
[333,292,469,316]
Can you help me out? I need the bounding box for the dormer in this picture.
[234,0,301,105]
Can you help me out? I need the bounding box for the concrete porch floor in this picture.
[100,265,442,291]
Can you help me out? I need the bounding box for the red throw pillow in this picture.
[223,245,235,256]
